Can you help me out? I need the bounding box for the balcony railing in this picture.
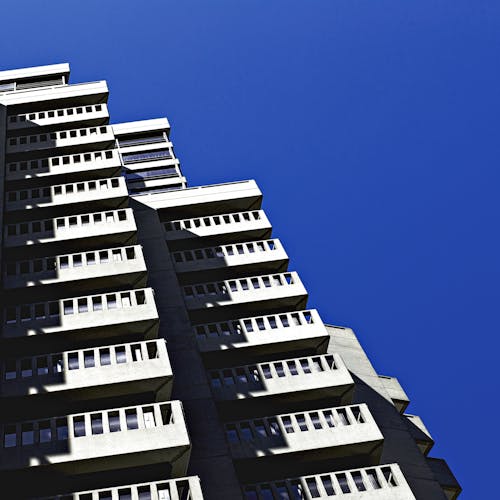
[182,272,307,315]
[117,135,167,148]
[1,339,172,401]
[208,353,353,402]
[121,149,173,165]
[5,176,127,214]
[0,401,190,475]
[3,245,146,292]
[195,309,329,357]
[7,103,108,130]
[243,463,416,499]
[6,149,120,181]
[6,125,114,154]
[172,238,288,276]
[164,210,271,242]
[225,403,383,460]
[4,208,136,252]
[2,288,159,341]
[33,476,204,500]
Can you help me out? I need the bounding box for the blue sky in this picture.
[2,1,499,497]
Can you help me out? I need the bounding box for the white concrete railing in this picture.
[243,463,416,499]
[209,353,346,387]
[172,238,283,265]
[6,149,118,177]
[7,103,108,129]
[4,244,142,281]
[33,476,204,500]
[5,176,125,208]
[194,309,320,341]
[4,208,134,245]
[1,401,179,449]
[225,404,369,445]
[2,338,167,383]
[164,209,265,234]
[3,287,153,328]
[183,271,302,299]
[6,125,113,151]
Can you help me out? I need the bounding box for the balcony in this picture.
[0,401,190,479]
[208,353,354,416]
[243,463,416,499]
[2,288,159,346]
[7,103,109,131]
[426,458,462,500]
[3,245,147,298]
[5,176,128,220]
[0,339,172,416]
[6,125,115,157]
[163,209,272,247]
[0,80,108,109]
[182,272,308,321]
[404,414,434,455]
[3,208,137,257]
[172,238,289,281]
[378,375,410,413]
[32,476,204,500]
[141,180,263,217]
[195,309,330,363]
[6,149,122,185]
[225,404,383,478]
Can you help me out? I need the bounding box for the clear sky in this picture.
[2,1,498,497]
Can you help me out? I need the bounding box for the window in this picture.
[91,413,104,434]
[4,426,16,448]
[84,351,95,368]
[100,348,111,366]
[39,421,52,442]
[225,425,239,443]
[116,347,127,364]
[68,353,79,370]
[108,411,121,432]
[21,424,34,446]
[4,361,17,380]
[282,416,294,434]
[56,418,68,440]
[73,416,86,437]
[126,409,139,430]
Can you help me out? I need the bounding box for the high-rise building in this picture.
[0,63,460,500]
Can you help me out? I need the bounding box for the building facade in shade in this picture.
[0,64,460,500]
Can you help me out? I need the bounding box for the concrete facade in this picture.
[0,64,460,499]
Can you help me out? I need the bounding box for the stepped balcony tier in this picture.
[2,288,159,348]
[172,238,288,281]
[5,176,128,220]
[225,404,383,479]
[0,401,190,481]
[3,245,147,298]
[163,209,272,247]
[0,339,172,417]
[32,476,204,500]
[3,208,137,258]
[195,309,330,363]
[6,149,122,185]
[404,414,434,455]
[6,125,115,158]
[143,180,263,217]
[378,375,410,414]
[7,103,109,131]
[426,458,462,500]
[0,80,108,109]
[182,272,308,321]
[243,463,416,500]
[208,353,354,416]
